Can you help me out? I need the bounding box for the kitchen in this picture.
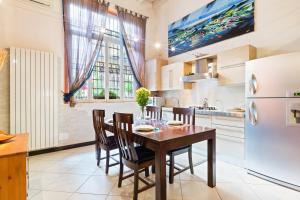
[1,0,300,200]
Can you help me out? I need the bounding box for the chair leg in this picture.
[118,162,124,188]
[133,168,139,200]
[151,165,155,174]
[169,154,175,184]
[97,148,101,167]
[188,147,194,175]
[145,167,149,177]
[105,150,110,174]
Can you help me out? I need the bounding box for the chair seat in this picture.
[106,136,118,149]
[167,145,191,156]
[135,146,155,163]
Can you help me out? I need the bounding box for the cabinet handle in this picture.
[249,74,258,95]
[248,101,258,126]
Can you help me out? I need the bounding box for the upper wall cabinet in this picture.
[217,45,257,85]
[161,62,192,91]
[145,59,168,91]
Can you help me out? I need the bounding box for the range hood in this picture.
[182,58,218,82]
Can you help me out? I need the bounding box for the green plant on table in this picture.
[135,87,151,119]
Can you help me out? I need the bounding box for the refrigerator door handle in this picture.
[249,74,258,95]
[249,101,258,126]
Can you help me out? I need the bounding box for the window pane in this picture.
[108,43,121,99]
[123,48,135,98]
[105,16,120,39]
[75,82,88,100]
[92,44,106,99]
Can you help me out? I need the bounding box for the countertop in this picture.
[162,107,245,118]
[0,134,28,157]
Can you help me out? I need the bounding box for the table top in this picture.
[0,134,28,158]
[134,125,214,143]
[105,120,215,144]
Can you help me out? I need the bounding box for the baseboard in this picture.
[29,141,96,156]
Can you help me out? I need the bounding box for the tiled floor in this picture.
[28,145,300,200]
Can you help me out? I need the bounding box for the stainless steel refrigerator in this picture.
[245,52,300,190]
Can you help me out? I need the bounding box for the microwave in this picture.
[147,97,165,107]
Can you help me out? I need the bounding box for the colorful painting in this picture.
[168,0,255,57]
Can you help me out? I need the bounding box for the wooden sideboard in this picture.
[0,134,28,200]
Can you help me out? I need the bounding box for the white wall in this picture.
[0,0,155,145]
[152,0,300,108]
[153,0,300,61]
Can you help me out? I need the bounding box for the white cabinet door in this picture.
[216,134,244,167]
[218,64,245,85]
[160,62,192,91]
[217,45,256,86]
[193,114,212,154]
[161,65,170,91]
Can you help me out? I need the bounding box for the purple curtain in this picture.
[116,6,147,88]
[63,0,109,103]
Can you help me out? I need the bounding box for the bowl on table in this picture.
[134,125,155,132]
[166,120,184,126]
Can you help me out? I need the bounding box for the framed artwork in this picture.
[168,0,255,57]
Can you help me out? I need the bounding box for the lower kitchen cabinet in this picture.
[193,115,212,152]
[193,115,245,167]
[215,134,244,167]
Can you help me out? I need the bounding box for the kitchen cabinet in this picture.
[193,115,212,153]
[145,59,168,91]
[162,109,173,121]
[161,62,192,91]
[217,45,257,85]
[194,115,245,167]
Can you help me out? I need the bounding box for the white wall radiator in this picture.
[10,47,59,151]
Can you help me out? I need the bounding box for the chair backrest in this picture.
[93,109,108,145]
[173,107,195,125]
[113,112,138,162]
[146,106,162,120]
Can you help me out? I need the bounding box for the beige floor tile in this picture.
[181,180,220,200]
[249,184,286,200]
[106,196,132,200]
[77,175,117,195]
[30,191,72,200]
[27,189,40,199]
[139,180,182,200]
[216,183,260,200]
[29,172,63,190]
[27,145,299,200]
[109,179,135,197]
[68,193,107,200]
[42,174,89,192]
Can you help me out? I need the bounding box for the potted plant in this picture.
[136,87,150,119]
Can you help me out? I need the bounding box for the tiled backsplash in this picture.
[161,81,245,110]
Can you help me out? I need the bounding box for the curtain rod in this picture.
[115,5,149,20]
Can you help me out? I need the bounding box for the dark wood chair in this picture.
[93,109,119,174]
[168,107,195,184]
[114,112,155,200]
[146,106,162,120]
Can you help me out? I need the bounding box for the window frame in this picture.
[74,14,136,103]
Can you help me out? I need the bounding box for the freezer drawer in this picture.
[245,52,300,98]
[245,98,300,187]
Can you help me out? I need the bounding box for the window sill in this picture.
[75,99,136,104]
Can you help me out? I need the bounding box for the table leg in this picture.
[207,134,216,187]
[155,148,167,200]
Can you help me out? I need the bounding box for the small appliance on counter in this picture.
[147,97,165,107]
[245,52,300,191]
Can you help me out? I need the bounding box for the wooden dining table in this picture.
[105,121,216,200]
